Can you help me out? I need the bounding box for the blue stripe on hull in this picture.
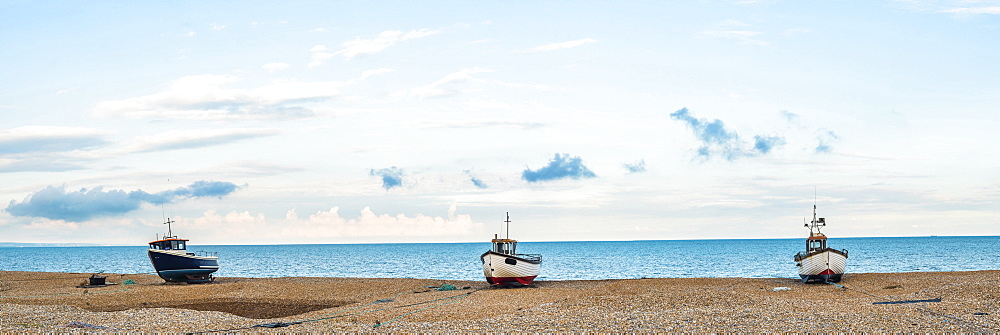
[148,251,219,283]
[800,273,843,283]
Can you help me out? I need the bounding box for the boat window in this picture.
[807,239,826,251]
[171,241,185,250]
[494,242,517,254]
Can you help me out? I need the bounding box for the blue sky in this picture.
[1,0,998,245]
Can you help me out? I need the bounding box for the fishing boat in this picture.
[480,213,542,286]
[794,204,848,283]
[147,218,219,283]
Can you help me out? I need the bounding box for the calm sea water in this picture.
[1,236,997,281]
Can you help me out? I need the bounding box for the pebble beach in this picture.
[2,270,999,333]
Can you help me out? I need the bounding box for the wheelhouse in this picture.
[492,238,517,255]
[806,235,827,252]
[149,238,188,251]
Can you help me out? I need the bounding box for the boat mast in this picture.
[164,218,175,238]
[504,212,511,239]
[808,202,826,235]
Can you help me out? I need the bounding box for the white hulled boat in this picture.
[480,213,542,286]
[794,204,848,283]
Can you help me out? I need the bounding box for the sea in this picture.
[1,236,997,281]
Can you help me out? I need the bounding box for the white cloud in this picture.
[0,126,108,154]
[0,126,106,139]
[783,27,812,35]
[309,45,334,68]
[0,126,109,172]
[210,23,226,31]
[261,62,291,73]
[251,80,344,104]
[122,128,281,153]
[181,205,483,244]
[697,20,767,46]
[735,0,777,5]
[93,74,344,120]
[359,68,393,80]
[941,6,1000,14]
[516,38,598,53]
[890,0,1000,16]
[22,217,81,230]
[402,67,493,99]
[309,29,440,67]
[698,30,767,46]
[286,205,481,237]
[419,120,545,130]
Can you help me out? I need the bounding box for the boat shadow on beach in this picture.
[123,298,350,319]
[115,277,352,318]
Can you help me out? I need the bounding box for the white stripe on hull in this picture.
[481,252,540,279]
[798,250,847,276]
[148,249,219,261]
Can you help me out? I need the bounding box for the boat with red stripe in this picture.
[480,212,542,286]
[794,203,848,283]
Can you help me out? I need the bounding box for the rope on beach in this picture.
[287,288,416,321]
[0,272,154,300]
[372,288,474,328]
[0,272,157,283]
[832,281,999,332]
[911,303,1000,332]
[185,285,486,334]
[826,281,881,299]
[0,276,95,282]
[0,288,131,299]
[872,298,942,305]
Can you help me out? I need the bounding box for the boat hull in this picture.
[795,249,847,283]
[480,251,540,286]
[148,249,219,283]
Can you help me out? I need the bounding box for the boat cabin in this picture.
[149,238,188,251]
[806,234,827,252]
[491,237,517,255]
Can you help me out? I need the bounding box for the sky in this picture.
[1,0,998,245]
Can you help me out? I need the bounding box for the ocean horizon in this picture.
[0,234,983,247]
[2,236,997,281]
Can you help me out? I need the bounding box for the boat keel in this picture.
[486,276,537,286]
[800,273,842,283]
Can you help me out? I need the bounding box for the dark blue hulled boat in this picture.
[147,218,219,283]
